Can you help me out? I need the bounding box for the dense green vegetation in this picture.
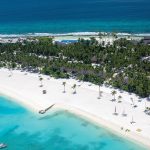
[0,37,150,98]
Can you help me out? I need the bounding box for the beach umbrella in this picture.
[113,106,118,115]
[115,106,117,113]
[131,115,135,124]
[118,95,122,103]
[145,101,147,109]
[122,108,127,117]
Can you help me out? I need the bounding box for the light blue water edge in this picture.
[0,95,149,150]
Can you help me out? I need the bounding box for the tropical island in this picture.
[0,33,150,149]
[0,0,150,149]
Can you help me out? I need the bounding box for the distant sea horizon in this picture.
[0,0,150,36]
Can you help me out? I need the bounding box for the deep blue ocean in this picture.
[0,0,150,35]
[0,95,149,150]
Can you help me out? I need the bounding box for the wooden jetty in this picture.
[39,104,55,114]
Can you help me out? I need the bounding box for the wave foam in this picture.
[0,32,150,38]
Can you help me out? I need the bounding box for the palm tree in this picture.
[39,77,43,87]
[118,95,122,103]
[111,90,117,101]
[130,97,134,105]
[72,84,77,94]
[7,63,13,77]
[8,68,13,77]
[103,33,107,46]
[112,32,118,40]
[98,32,103,45]
[62,82,66,93]
[113,106,118,115]
[97,85,102,99]
[130,97,138,108]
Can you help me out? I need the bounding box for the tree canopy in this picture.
[0,37,150,98]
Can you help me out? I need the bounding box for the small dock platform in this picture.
[39,104,55,114]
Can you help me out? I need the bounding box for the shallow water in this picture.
[0,96,148,150]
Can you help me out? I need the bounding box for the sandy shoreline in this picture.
[0,68,150,149]
[54,104,150,149]
[0,32,144,46]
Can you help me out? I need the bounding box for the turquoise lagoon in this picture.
[0,96,148,150]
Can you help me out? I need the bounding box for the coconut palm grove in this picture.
[0,37,150,98]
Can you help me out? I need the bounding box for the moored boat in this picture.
[0,143,7,149]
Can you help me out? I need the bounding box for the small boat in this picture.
[0,143,7,149]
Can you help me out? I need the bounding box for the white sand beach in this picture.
[0,68,150,148]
